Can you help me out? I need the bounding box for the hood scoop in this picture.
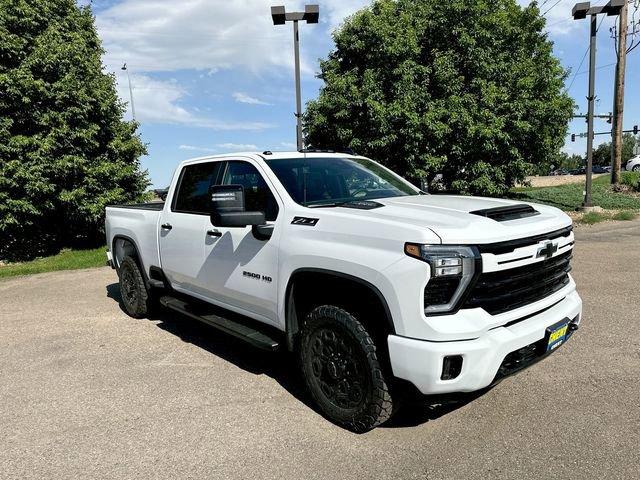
[470,204,540,222]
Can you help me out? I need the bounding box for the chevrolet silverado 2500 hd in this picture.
[105,151,581,432]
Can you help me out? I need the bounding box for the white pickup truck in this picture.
[105,151,581,432]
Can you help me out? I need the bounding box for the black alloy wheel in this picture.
[299,305,395,432]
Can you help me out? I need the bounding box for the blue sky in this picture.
[83,0,640,187]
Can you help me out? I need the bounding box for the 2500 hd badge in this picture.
[243,270,272,283]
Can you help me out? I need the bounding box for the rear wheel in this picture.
[299,305,395,432]
[118,256,152,318]
[633,164,640,172]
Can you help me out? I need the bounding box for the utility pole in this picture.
[572,1,624,208]
[121,63,136,121]
[271,5,319,152]
[610,0,628,185]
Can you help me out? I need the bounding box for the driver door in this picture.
[199,160,282,326]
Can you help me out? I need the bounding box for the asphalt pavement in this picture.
[1,220,639,479]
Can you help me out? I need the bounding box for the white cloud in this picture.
[95,0,379,76]
[179,145,218,153]
[216,143,259,151]
[114,72,273,130]
[232,92,272,105]
[322,0,370,31]
[97,0,300,74]
[517,0,581,36]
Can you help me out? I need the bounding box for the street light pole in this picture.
[271,5,319,151]
[293,20,303,152]
[121,63,136,122]
[572,0,624,208]
[584,13,597,207]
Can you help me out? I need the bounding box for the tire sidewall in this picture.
[118,256,149,318]
[299,305,392,432]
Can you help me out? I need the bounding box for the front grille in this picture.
[496,340,544,378]
[493,315,579,382]
[462,251,572,315]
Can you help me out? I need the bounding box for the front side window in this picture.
[221,161,279,221]
[173,162,221,214]
[265,157,419,207]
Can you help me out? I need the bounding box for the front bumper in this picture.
[387,289,582,395]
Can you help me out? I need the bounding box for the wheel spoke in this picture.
[307,323,370,412]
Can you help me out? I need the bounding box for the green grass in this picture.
[612,210,638,221]
[579,212,607,225]
[0,247,107,280]
[512,175,640,211]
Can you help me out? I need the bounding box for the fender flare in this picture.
[111,234,150,286]
[284,267,396,350]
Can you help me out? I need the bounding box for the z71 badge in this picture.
[291,217,319,226]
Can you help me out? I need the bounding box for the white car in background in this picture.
[625,155,640,172]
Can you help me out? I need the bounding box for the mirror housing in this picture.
[209,185,266,227]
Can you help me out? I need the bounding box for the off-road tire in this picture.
[118,256,152,318]
[299,305,395,433]
[633,165,640,172]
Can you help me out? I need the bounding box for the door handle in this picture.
[161,223,173,230]
[207,230,222,237]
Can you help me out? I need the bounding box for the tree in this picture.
[551,152,583,172]
[304,0,574,195]
[0,0,148,261]
[592,133,638,166]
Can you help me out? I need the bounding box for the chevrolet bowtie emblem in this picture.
[537,240,558,259]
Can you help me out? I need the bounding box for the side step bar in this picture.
[159,295,281,352]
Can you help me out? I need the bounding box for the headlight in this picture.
[405,244,481,314]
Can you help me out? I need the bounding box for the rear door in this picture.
[159,160,223,292]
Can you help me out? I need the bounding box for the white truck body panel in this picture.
[105,151,582,395]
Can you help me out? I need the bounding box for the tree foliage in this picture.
[304,0,574,195]
[0,0,148,261]
[592,133,638,166]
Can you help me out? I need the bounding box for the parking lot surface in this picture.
[1,221,639,479]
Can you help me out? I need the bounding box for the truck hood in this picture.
[359,195,571,244]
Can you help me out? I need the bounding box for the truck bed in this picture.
[108,202,165,211]
[105,203,164,271]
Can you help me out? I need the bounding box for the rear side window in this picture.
[173,162,221,214]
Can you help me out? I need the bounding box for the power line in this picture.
[542,0,564,16]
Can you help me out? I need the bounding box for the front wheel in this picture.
[299,305,395,432]
[633,165,640,172]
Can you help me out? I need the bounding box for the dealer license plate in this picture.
[546,319,569,352]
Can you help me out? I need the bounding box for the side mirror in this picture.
[209,185,266,227]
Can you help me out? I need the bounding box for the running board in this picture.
[158,295,281,352]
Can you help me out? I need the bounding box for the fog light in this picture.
[441,355,463,380]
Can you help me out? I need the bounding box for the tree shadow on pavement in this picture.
[106,282,488,431]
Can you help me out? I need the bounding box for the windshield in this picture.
[265,157,420,207]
